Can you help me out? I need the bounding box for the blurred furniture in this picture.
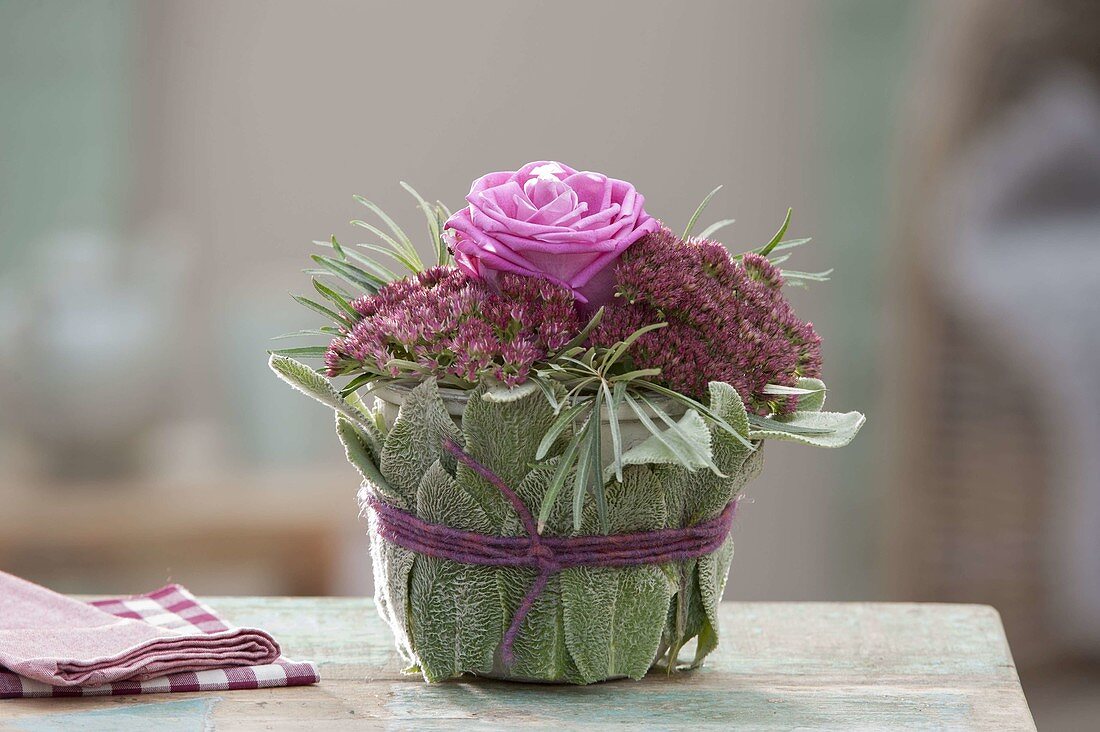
[0,470,361,597]
[0,600,1033,729]
[893,74,1100,670]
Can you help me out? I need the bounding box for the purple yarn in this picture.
[362,436,738,666]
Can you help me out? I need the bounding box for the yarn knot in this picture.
[531,543,559,573]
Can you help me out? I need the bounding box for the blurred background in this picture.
[1,0,1098,725]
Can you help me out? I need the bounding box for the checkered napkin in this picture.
[0,585,319,699]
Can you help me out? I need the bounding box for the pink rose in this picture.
[443,161,658,304]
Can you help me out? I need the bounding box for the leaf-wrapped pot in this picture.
[341,377,764,684]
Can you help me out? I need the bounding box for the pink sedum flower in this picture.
[591,227,823,416]
[443,161,659,305]
[325,267,579,388]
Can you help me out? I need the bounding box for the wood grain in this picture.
[0,599,1034,730]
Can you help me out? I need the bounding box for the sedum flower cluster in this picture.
[591,227,822,415]
[325,266,579,387]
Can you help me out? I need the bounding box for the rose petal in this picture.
[563,172,613,214]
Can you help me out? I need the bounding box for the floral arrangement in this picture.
[271,161,864,683]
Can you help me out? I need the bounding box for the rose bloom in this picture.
[443,161,658,304]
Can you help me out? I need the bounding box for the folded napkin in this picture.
[0,573,319,698]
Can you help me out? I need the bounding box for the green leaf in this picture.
[481,379,540,403]
[334,414,401,507]
[529,373,563,412]
[561,468,674,681]
[366,519,416,664]
[552,306,604,357]
[338,373,374,399]
[400,181,449,268]
[635,380,755,451]
[697,218,736,240]
[270,328,337,341]
[269,346,328,358]
[379,378,464,506]
[460,379,564,495]
[794,377,827,412]
[493,461,585,681]
[311,254,385,293]
[409,462,502,681]
[312,277,360,318]
[761,383,819,395]
[587,391,607,533]
[747,413,831,435]
[603,381,624,482]
[494,570,581,682]
[316,237,399,282]
[538,429,583,534]
[624,393,709,472]
[615,403,715,477]
[757,207,792,257]
[572,419,594,532]
[353,195,423,270]
[458,380,567,529]
[749,410,865,447]
[781,268,833,282]
[535,399,591,461]
[602,322,667,371]
[768,236,812,253]
[697,534,735,642]
[291,294,351,327]
[641,395,724,477]
[352,237,423,275]
[683,185,723,240]
[608,368,663,382]
[561,564,673,682]
[268,355,380,436]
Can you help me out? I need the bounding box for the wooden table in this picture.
[0,600,1034,730]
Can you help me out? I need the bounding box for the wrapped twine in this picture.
[361,436,737,665]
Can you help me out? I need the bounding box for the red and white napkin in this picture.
[0,571,319,698]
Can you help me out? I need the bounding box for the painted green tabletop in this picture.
[0,599,1033,730]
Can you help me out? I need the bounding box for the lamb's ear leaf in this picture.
[336,415,402,507]
[360,482,417,665]
[379,378,463,506]
[458,380,565,527]
[562,467,675,682]
[269,354,383,448]
[750,410,865,447]
[408,462,502,681]
[609,409,713,480]
[795,377,827,412]
[495,460,585,683]
[694,534,736,666]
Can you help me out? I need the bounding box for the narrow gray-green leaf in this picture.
[312,278,360,318]
[538,429,583,533]
[697,218,736,240]
[268,354,378,436]
[572,420,594,532]
[683,185,723,239]
[292,294,350,327]
[553,306,604,357]
[757,207,792,257]
[602,381,623,482]
[535,399,591,460]
[269,346,328,358]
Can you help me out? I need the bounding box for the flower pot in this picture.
[347,378,763,684]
